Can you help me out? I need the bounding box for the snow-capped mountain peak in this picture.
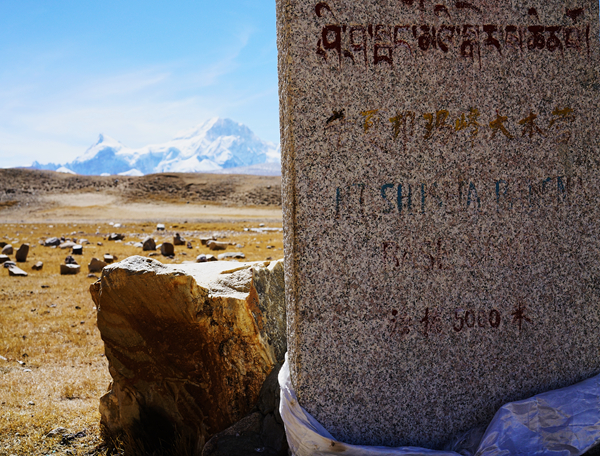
[33,118,280,176]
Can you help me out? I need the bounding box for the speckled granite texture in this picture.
[277,0,600,449]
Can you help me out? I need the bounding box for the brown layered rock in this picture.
[91,256,285,455]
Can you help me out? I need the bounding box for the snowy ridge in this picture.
[32,118,280,176]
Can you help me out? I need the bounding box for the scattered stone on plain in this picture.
[79,239,90,245]
[207,240,228,251]
[196,254,207,263]
[187,241,193,249]
[200,237,216,245]
[108,233,125,241]
[8,265,28,277]
[97,242,103,246]
[218,252,246,260]
[156,223,165,231]
[160,242,174,256]
[0,254,9,264]
[60,264,80,275]
[104,254,114,264]
[3,261,16,268]
[91,256,286,449]
[173,233,185,245]
[64,255,78,265]
[72,245,83,255]
[15,243,29,262]
[44,237,61,247]
[88,258,108,273]
[277,0,600,448]
[59,241,76,250]
[236,244,244,248]
[142,237,156,251]
[1,244,13,255]
[32,261,43,271]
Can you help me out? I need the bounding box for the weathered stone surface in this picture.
[174,233,186,245]
[161,242,174,256]
[32,261,43,271]
[201,365,288,456]
[207,241,228,251]
[88,258,108,273]
[1,244,13,255]
[8,265,27,277]
[91,256,286,454]
[218,252,246,260]
[142,237,156,251]
[44,237,61,247]
[60,264,80,275]
[277,0,600,448]
[15,244,29,262]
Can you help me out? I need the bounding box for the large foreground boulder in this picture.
[90,256,285,455]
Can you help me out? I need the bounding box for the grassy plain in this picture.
[0,216,283,455]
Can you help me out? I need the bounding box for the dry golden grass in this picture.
[0,220,283,455]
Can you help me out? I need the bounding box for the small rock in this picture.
[108,233,125,241]
[23,369,32,373]
[28,401,34,405]
[60,264,80,275]
[0,254,9,264]
[72,245,83,255]
[200,237,216,245]
[79,239,90,245]
[15,244,29,262]
[104,254,114,264]
[47,427,68,437]
[65,256,78,265]
[156,223,165,231]
[206,254,217,262]
[207,240,228,251]
[3,261,16,268]
[218,252,246,260]
[41,285,50,288]
[142,237,156,251]
[236,244,244,248]
[174,233,185,246]
[1,244,13,255]
[161,242,175,256]
[196,254,207,263]
[59,241,76,249]
[97,242,103,246]
[32,261,43,270]
[8,265,28,277]
[88,274,99,279]
[44,237,61,246]
[133,242,143,248]
[187,241,193,249]
[88,258,108,273]
[259,223,265,227]
[266,245,274,249]
[148,252,159,257]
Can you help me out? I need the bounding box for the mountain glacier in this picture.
[32,118,281,176]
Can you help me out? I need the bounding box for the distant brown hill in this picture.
[0,169,282,208]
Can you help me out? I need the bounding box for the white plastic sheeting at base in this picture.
[278,355,600,456]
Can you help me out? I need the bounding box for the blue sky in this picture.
[0,0,278,168]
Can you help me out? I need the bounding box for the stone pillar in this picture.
[277,0,600,448]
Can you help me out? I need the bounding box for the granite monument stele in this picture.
[277,0,600,448]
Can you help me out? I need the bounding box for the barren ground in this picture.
[0,169,283,455]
